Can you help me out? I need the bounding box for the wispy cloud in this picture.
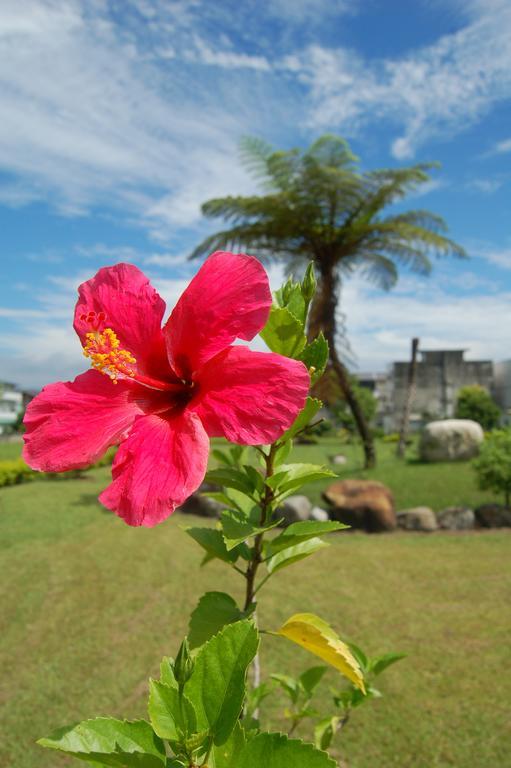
[285,2,511,158]
[492,137,511,154]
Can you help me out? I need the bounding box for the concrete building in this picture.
[0,381,24,434]
[383,349,494,432]
[493,360,511,422]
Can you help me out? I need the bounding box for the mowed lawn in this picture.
[0,440,510,767]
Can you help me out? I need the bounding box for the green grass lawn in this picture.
[1,455,510,768]
[0,439,24,461]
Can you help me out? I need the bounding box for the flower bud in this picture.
[301,263,316,302]
[174,637,194,686]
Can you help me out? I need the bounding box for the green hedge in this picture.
[0,447,116,489]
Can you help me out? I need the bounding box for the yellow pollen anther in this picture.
[83,327,136,383]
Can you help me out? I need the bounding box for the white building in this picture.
[0,382,23,434]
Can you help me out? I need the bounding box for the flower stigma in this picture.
[82,326,136,384]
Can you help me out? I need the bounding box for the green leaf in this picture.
[274,439,293,466]
[185,620,259,746]
[260,306,307,358]
[271,673,301,704]
[282,397,322,441]
[183,527,240,564]
[38,718,166,767]
[159,657,177,688]
[314,717,341,752]
[299,666,327,697]
[298,333,329,384]
[347,643,368,673]
[269,520,348,553]
[369,652,407,677]
[221,508,281,550]
[266,463,336,498]
[274,279,307,325]
[205,468,255,495]
[188,592,246,649]
[266,538,329,575]
[209,723,246,768]
[148,681,197,741]
[238,732,337,767]
[276,613,365,693]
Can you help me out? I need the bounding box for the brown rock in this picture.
[323,479,396,532]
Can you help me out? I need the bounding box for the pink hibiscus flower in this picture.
[23,252,310,527]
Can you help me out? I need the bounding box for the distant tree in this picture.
[473,429,511,507]
[332,378,378,436]
[455,385,500,431]
[191,135,465,467]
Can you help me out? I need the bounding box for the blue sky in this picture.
[1,0,511,389]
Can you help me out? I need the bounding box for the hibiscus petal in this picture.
[23,370,147,472]
[74,263,169,378]
[164,251,272,378]
[99,410,209,527]
[191,346,310,445]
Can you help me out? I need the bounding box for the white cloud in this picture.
[191,37,270,71]
[466,177,503,194]
[285,3,511,158]
[493,137,511,154]
[0,0,262,235]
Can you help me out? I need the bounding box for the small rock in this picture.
[310,506,329,522]
[179,483,221,518]
[323,479,396,532]
[397,507,438,532]
[437,507,475,530]
[331,454,347,465]
[277,495,313,526]
[475,504,511,528]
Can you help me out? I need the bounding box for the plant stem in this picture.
[243,443,277,612]
[243,443,278,704]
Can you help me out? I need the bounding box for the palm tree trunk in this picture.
[308,264,376,469]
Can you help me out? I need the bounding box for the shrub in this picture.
[455,385,501,431]
[0,459,34,487]
[473,429,511,507]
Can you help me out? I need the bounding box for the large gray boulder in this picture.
[419,419,484,462]
[437,507,475,530]
[397,507,438,532]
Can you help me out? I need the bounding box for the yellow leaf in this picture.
[276,613,366,693]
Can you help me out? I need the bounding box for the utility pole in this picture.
[397,338,420,458]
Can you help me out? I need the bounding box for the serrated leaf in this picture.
[267,463,336,497]
[276,613,366,693]
[148,681,197,741]
[159,657,177,688]
[347,642,368,673]
[185,620,259,746]
[269,520,348,553]
[282,397,322,441]
[298,333,329,384]
[266,538,329,574]
[209,723,246,768]
[275,280,307,325]
[238,732,337,767]
[221,508,281,550]
[183,527,240,564]
[369,652,407,677]
[188,592,246,649]
[260,306,307,358]
[38,718,166,767]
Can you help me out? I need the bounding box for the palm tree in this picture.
[190,135,465,467]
